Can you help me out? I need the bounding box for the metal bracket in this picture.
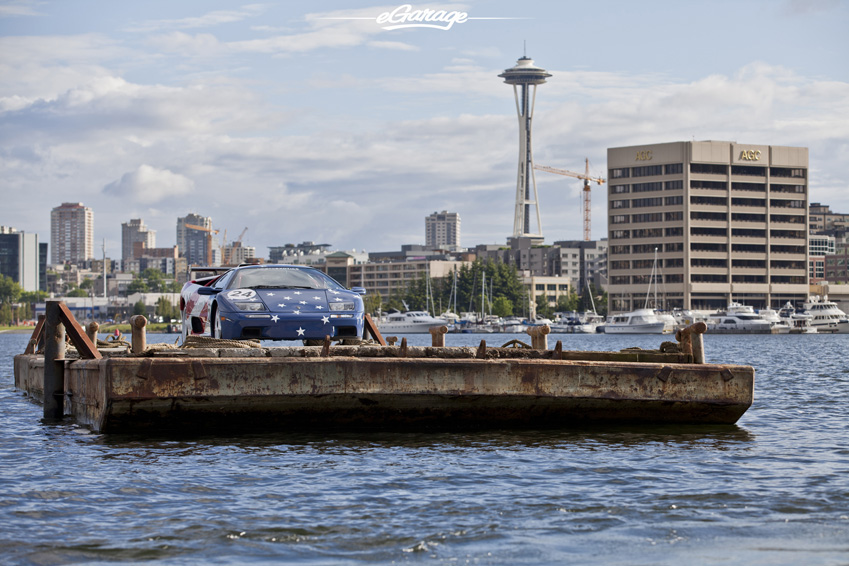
[655,366,673,382]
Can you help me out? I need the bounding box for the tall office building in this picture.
[176,213,214,266]
[50,202,94,264]
[607,141,808,312]
[0,227,42,292]
[425,211,461,250]
[121,219,156,263]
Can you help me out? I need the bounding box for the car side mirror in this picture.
[197,287,222,295]
[351,286,366,295]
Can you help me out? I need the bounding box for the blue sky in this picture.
[1,0,847,260]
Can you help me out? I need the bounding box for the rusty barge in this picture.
[13,301,754,434]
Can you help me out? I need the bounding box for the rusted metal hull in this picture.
[14,353,754,433]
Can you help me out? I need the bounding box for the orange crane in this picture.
[184,223,219,265]
[534,158,605,241]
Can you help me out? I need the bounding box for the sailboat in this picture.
[603,248,671,334]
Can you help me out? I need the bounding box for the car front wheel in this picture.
[211,307,223,339]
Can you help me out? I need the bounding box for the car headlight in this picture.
[235,302,267,311]
[329,301,356,311]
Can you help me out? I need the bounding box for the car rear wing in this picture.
[185,265,232,283]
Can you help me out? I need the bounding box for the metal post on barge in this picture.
[43,300,65,420]
[130,315,147,354]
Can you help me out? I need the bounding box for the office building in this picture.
[122,219,156,262]
[176,213,214,266]
[0,227,42,292]
[425,211,461,250]
[50,202,93,264]
[607,141,808,312]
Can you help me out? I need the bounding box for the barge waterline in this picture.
[13,302,754,434]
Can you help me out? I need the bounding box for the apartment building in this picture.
[50,202,94,264]
[607,141,808,312]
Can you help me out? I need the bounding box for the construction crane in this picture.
[184,223,219,265]
[534,158,605,241]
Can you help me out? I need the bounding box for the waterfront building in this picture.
[222,242,256,266]
[824,238,849,284]
[269,242,332,265]
[121,219,156,262]
[526,275,572,314]
[323,253,468,301]
[499,55,551,244]
[606,141,809,312]
[425,211,461,251]
[0,227,42,292]
[809,234,835,283]
[809,203,849,234]
[176,213,215,266]
[50,202,94,264]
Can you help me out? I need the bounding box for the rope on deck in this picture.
[180,335,263,349]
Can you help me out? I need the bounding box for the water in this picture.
[1,331,848,565]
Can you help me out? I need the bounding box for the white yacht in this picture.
[603,308,669,334]
[776,302,817,334]
[708,303,773,333]
[758,307,792,334]
[377,311,449,334]
[801,296,849,334]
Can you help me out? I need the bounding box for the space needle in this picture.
[499,54,551,244]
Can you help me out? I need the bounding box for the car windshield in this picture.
[229,267,344,291]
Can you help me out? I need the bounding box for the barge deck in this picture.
[13,302,755,433]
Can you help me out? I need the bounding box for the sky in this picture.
[1,0,848,261]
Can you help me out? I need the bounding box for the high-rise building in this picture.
[425,211,461,250]
[606,141,809,312]
[176,213,214,266]
[499,55,551,244]
[50,202,93,264]
[121,219,156,263]
[0,227,42,292]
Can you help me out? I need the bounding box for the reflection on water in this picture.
[1,332,847,565]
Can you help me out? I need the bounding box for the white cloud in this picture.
[102,165,195,204]
[125,4,267,33]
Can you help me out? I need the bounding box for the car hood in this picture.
[221,288,357,313]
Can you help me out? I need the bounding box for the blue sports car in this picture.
[180,264,366,341]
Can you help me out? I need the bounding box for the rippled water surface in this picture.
[1,331,848,565]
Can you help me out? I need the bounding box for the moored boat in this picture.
[603,308,669,334]
[378,310,449,334]
[800,296,849,334]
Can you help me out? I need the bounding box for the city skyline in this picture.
[1,1,847,259]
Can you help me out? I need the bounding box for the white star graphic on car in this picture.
[313,296,321,301]
[322,316,329,324]
[330,290,340,294]
[334,298,343,301]
[278,303,286,308]
[283,296,291,300]
[299,300,307,305]
[271,315,279,322]
[316,305,323,310]
[296,327,305,336]
[294,310,300,315]
[294,291,301,295]
[267,292,275,297]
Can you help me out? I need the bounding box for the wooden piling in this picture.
[43,301,65,420]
